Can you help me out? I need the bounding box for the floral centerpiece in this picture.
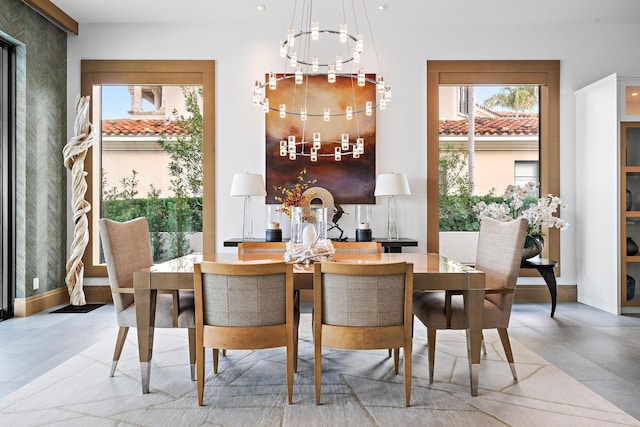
[473,182,569,259]
[274,169,334,263]
[273,168,316,218]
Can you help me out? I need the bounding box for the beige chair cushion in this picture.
[322,273,405,326]
[202,273,287,326]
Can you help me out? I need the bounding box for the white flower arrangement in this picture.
[473,182,568,247]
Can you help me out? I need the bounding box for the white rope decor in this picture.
[62,95,95,306]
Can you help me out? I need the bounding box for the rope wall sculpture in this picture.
[62,96,95,305]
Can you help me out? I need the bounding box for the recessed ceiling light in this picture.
[256,4,266,11]
[377,4,388,11]
[632,92,639,97]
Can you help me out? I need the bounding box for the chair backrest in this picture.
[237,241,286,255]
[98,217,153,314]
[331,241,382,254]
[195,261,293,327]
[475,217,528,309]
[315,262,412,327]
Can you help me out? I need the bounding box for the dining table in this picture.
[132,252,486,396]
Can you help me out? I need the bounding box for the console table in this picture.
[520,257,558,317]
[223,237,418,253]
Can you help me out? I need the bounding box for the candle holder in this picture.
[266,205,282,242]
[355,205,372,241]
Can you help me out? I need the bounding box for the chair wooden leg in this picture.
[314,333,322,405]
[427,328,436,383]
[222,349,226,357]
[188,328,196,381]
[110,326,129,377]
[498,328,517,380]
[393,348,400,375]
[388,349,392,357]
[404,339,412,407]
[196,341,205,406]
[213,349,219,374]
[286,332,294,404]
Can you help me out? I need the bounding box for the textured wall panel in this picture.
[0,0,67,299]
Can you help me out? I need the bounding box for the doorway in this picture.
[0,39,15,321]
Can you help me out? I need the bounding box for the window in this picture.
[457,86,468,116]
[515,160,539,187]
[427,60,560,267]
[81,60,215,277]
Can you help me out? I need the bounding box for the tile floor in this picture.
[0,301,639,421]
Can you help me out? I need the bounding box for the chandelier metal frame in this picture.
[253,0,391,161]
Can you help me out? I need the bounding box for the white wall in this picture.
[66,14,640,289]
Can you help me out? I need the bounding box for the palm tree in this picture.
[483,86,538,116]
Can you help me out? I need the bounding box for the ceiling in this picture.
[50,0,640,26]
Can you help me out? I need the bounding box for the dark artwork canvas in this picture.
[265,74,376,205]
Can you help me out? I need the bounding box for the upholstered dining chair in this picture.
[412,217,528,384]
[237,241,286,255]
[313,261,414,406]
[193,261,299,406]
[98,217,196,379]
[331,241,382,254]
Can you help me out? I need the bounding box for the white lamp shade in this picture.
[230,173,267,196]
[374,173,411,196]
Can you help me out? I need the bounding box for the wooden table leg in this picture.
[465,287,484,396]
[134,271,157,394]
[535,266,557,317]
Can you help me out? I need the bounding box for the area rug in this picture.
[0,314,637,426]
[50,304,105,314]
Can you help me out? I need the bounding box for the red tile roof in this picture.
[102,119,187,136]
[439,114,538,136]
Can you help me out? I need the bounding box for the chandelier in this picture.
[253,0,391,161]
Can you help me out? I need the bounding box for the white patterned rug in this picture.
[0,314,637,426]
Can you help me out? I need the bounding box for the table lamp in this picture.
[230,173,266,240]
[374,172,411,240]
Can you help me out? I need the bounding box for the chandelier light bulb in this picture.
[312,56,319,72]
[356,34,363,53]
[376,75,385,93]
[328,64,336,83]
[357,138,364,153]
[262,98,269,113]
[280,41,287,57]
[295,66,303,84]
[287,28,295,47]
[336,54,343,71]
[385,85,392,101]
[340,23,348,43]
[279,103,286,118]
[366,101,373,116]
[290,51,297,67]
[353,50,360,63]
[269,72,277,90]
[358,68,365,86]
[324,108,331,121]
[379,98,387,110]
[311,21,320,40]
[310,150,318,162]
[300,107,307,121]
[334,146,342,161]
[346,106,353,119]
[279,140,287,156]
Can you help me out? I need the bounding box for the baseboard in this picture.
[515,284,577,302]
[14,287,70,317]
